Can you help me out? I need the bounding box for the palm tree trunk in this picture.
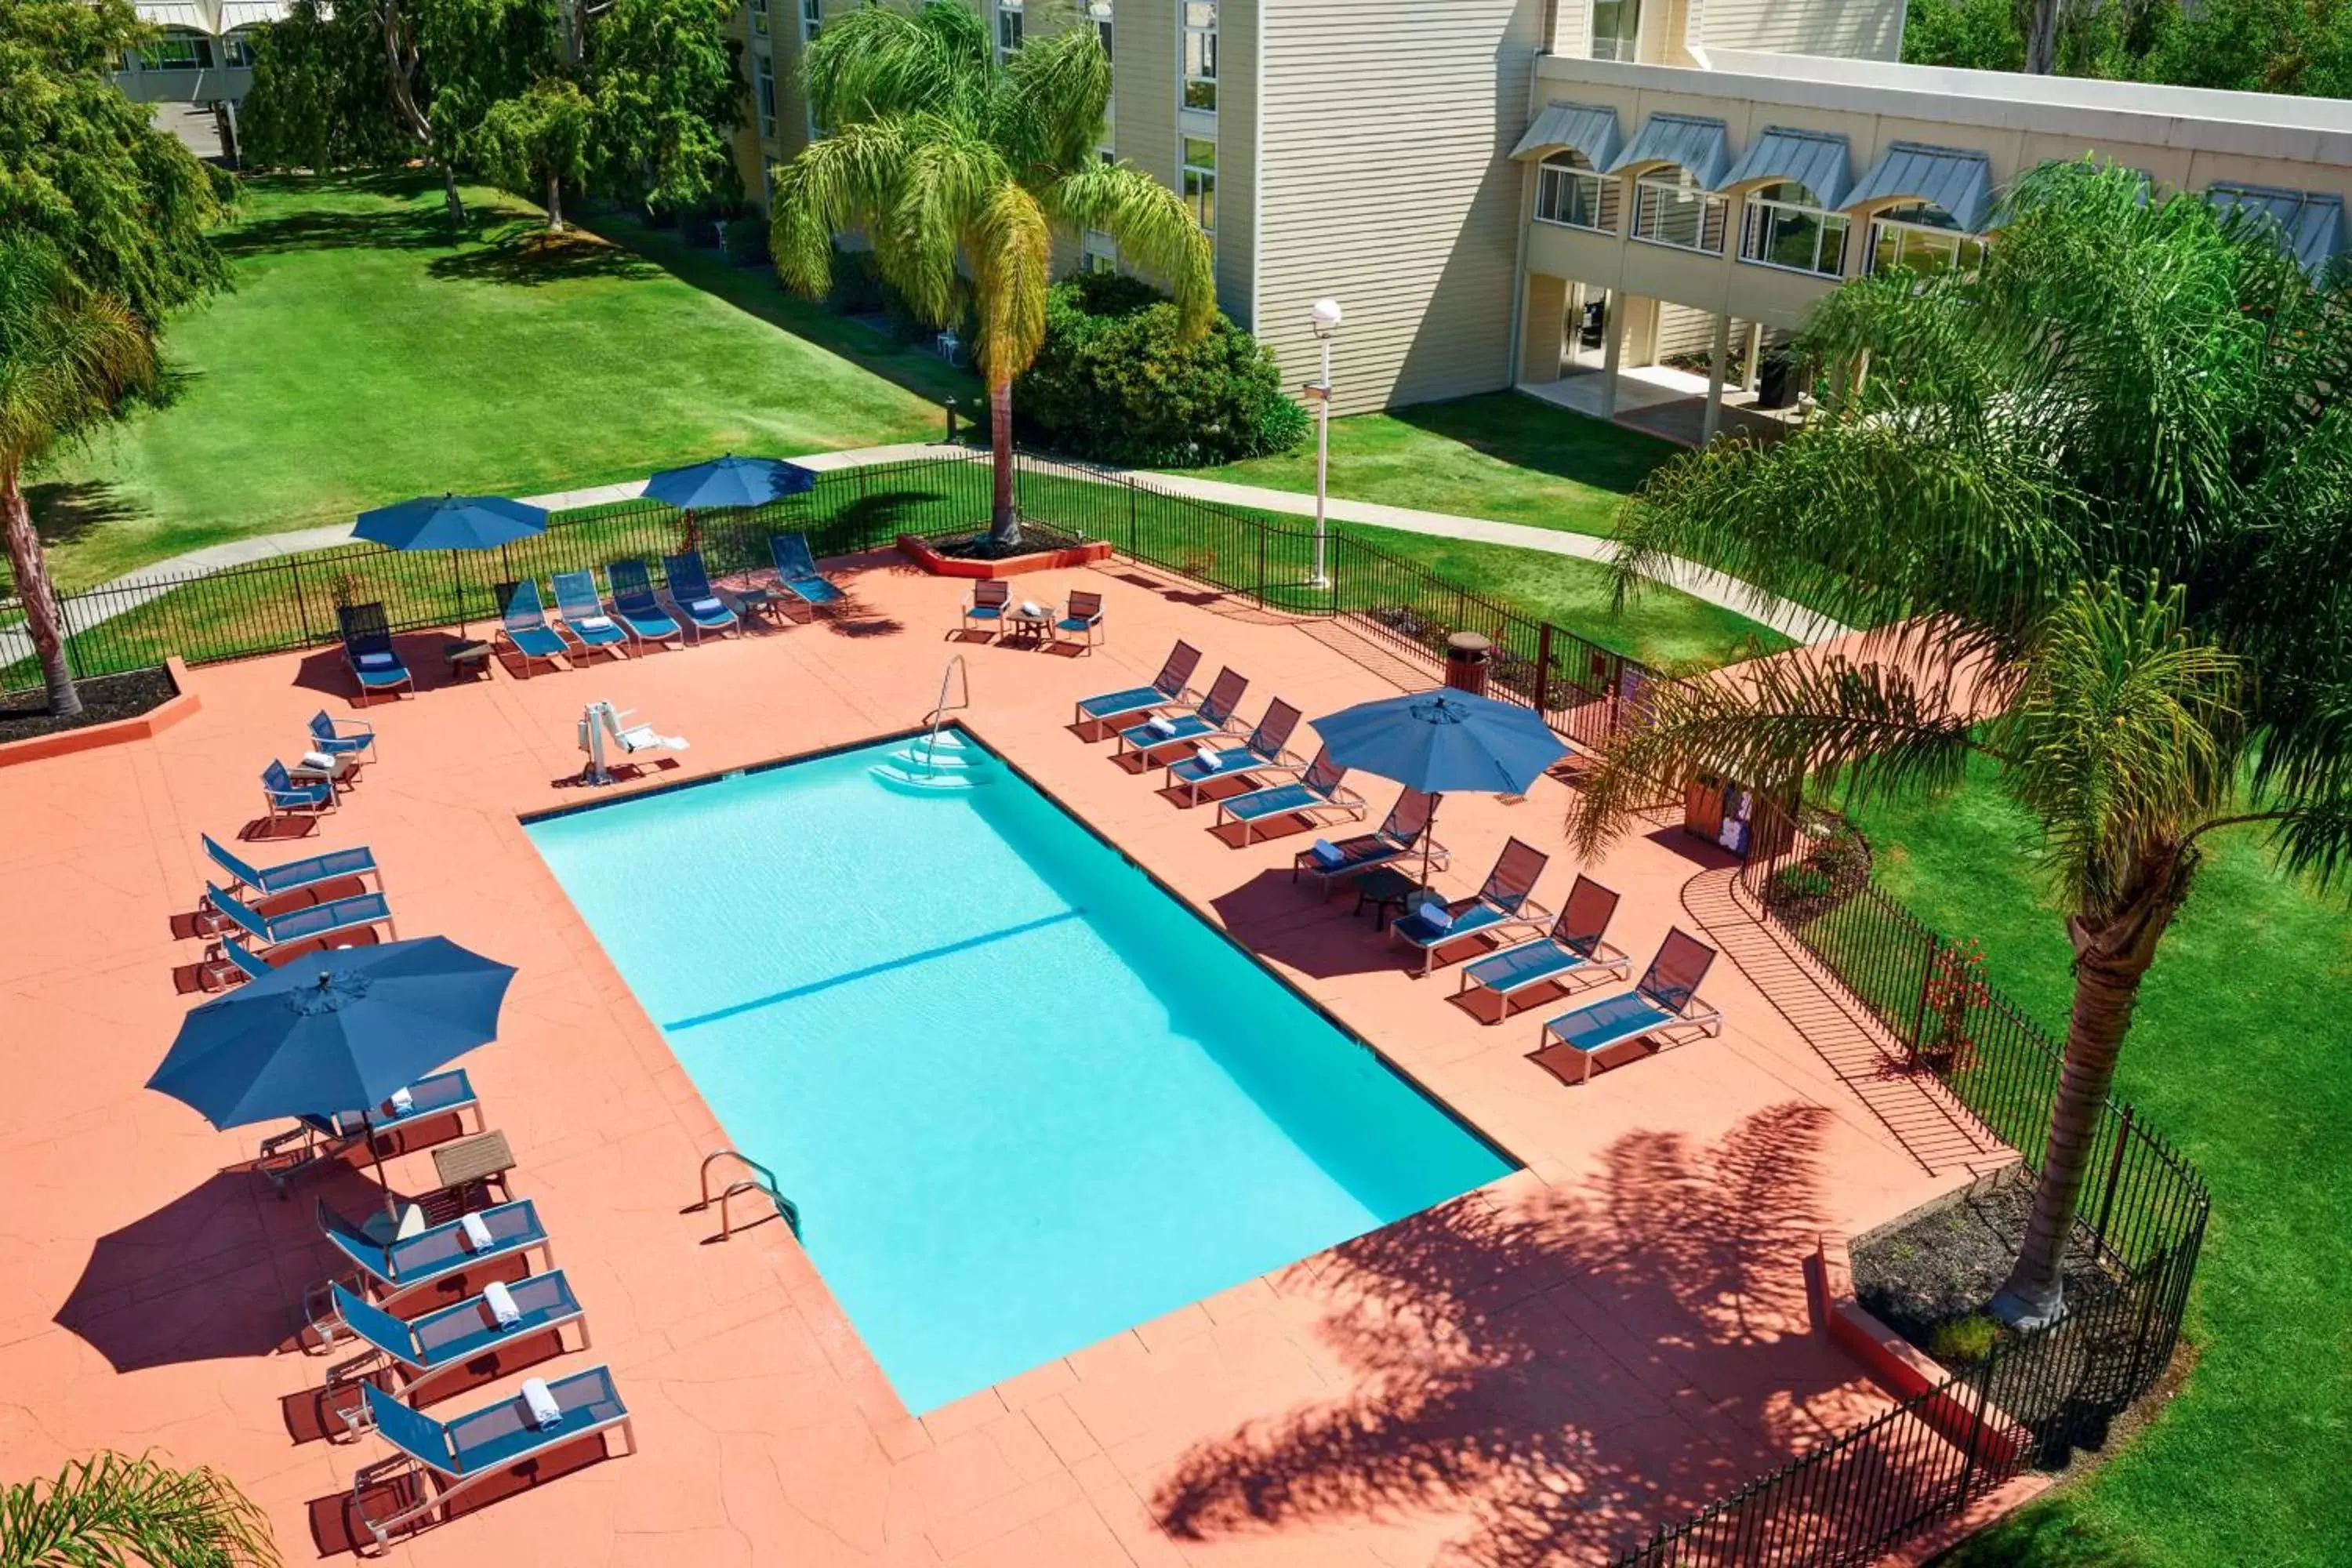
[1,466,81,719]
[2024,0,2062,73]
[1991,870,2182,1327]
[441,165,466,228]
[988,375,1020,550]
[546,172,566,234]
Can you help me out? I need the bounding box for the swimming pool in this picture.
[525,733,1513,1412]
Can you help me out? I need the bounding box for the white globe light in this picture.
[1310,298,1344,332]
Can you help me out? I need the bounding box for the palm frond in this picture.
[0,236,159,474]
[967,181,1053,382]
[0,1450,281,1567]
[884,123,1012,326]
[1042,161,1215,337]
[768,121,912,299]
[804,0,990,130]
[996,18,1112,176]
[1989,576,2244,917]
[1565,644,1989,859]
[2267,786,2352,895]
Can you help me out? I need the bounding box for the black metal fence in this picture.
[3,450,1657,753]
[1610,796,2209,1566]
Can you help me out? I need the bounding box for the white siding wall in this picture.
[1256,0,1548,414]
[1698,0,1906,62]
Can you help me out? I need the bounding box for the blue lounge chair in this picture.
[1534,928,1723,1085]
[770,532,844,606]
[495,580,570,677]
[605,560,684,650]
[1215,746,1366,844]
[350,1366,632,1551]
[1074,641,1203,731]
[1116,666,1250,757]
[325,1271,588,1435]
[550,571,630,661]
[661,551,739,640]
[309,1197,552,1334]
[1163,698,1303,804]
[259,1069,481,1193]
[1292,788,1450,891]
[1457,874,1632,1019]
[205,880,394,953]
[307,710,376,764]
[1057,589,1105,648]
[961,579,1011,636]
[262,760,336,820]
[196,932,275,993]
[337,602,412,702]
[203,832,377,899]
[1389,837,1554,975]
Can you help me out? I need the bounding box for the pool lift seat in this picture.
[577,700,688,786]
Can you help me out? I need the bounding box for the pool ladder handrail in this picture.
[913,655,970,775]
[688,1149,800,1242]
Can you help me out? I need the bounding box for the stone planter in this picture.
[897,533,1114,580]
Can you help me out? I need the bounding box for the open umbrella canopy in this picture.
[148,936,516,1132]
[644,454,818,511]
[1312,689,1568,797]
[355,492,549,553]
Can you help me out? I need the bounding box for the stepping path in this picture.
[7,441,1842,667]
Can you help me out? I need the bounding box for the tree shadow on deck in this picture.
[1151,1102,1886,1566]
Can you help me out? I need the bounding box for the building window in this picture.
[1741,182,1847,277]
[1867,202,1986,278]
[1089,0,1112,59]
[1589,0,1639,60]
[1081,230,1118,273]
[219,34,254,67]
[140,34,210,68]
[1183,2,1217,112]
[762,155,780,205]
[998,0,1023,59]
[1182,136,1216,235]
[800,0,821,40]
[1631,167,1727,253]
[750,0,768,37]
[754,50,775,139]
[1535,153,1617,234]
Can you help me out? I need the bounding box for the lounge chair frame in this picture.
[770,532,844,607]
[1457,874,1632,1019]
[550,572,631,662]
[1116,667,1250,757]
[1073,641,1202,729]
[338,603,415,702]
[493,580,571,677]
[1215,746,1367,844]
[1535,927,1724,1084]
[308,710,377,763]
[1057,590,1105,648]
[1162,698,1304,804]
[1388,837,1556,975]
[1290,788,1450,891]
[604,560,685,651]
[661,551,740,641]
[962,579,1011,635]
[325,1270,590,1437]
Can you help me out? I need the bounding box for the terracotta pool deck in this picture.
[0,554,2015,1566]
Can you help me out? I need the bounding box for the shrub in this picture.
[1769,864,1836,906]
[1928,1312,2001,1366]
[720,216,769,267]
[1014,271,1309,466]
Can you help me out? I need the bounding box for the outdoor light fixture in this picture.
[1308,299,1343,589]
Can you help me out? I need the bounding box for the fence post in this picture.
[1254,526,1268,608]
[1955,1338,1996,1506]
[1127,477,1138,558]
[289,557,314,644]
[1535,622,1555,715]
[2092,1103,2134,1249]
[1911,931,1943,1058]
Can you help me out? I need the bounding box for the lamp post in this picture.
[1308,298,1342,590]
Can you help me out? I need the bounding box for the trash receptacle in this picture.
[1444,632,1493,696]
[1755,350,1798,410]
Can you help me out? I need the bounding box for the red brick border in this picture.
[0,658,200,771]
[897,533,1115,579]
[1816,1232,2027,1469]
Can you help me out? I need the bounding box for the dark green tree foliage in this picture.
[474,77,593,229]
[586,0,743,215]
[1906,0,2352,93]
[1015,271,1308,467]
[240,0,412,170]
[0,0,231,325]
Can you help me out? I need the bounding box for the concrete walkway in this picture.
[10,441,1841,666]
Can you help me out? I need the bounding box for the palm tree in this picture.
[1572,161,2352,1327]
[1,1450,280,1566]
[769,0,1214,549]
[0,236,159,719]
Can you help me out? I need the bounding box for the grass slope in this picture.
[1164,390,1676,538]
[1845,759,2352,1568]
[25,172,953,591]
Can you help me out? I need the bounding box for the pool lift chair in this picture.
[576,699,688,786]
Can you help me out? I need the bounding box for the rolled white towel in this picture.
[521,1376,563,1429]
[1310,838,1346,866]
[690,597,724,614]
[387,1085,415,1114]
[458,1212,495,1253]
[1018,600,1044,618]
[301,750,337,773]
[1415,899,1456,934]
[481,1278,522,1328]
[1145,714,1177,737]
[576,615,613,632]
[1193,742,1224,768]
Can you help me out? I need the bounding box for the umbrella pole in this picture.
[1421,797,1439,894]
[361,1110,401,1224]
[451,550,466,637]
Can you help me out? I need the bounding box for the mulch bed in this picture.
[0,668,178,746]
[1853,1170,2118,1366]
[929,521,1087,562]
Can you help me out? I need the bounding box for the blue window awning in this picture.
[2206,183,2346,276]
[1717,127,1853,210]
[1844,142,1994,232]
[1512,103,1623,171]
[1606,114,1732,189]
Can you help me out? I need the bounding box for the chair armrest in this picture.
[325,717,373,738]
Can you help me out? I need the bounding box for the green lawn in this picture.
[24,171,960,592]
[1163,390,1678,538]
[1842,759,2352,1568]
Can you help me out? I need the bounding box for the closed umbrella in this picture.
[148,936,517,1216]
[1311,688,1570,888]
[644,454,818,554]
[355,492,549,636]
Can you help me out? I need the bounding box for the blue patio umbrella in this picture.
[1311,688,1570,886]
[149,936,516,1210]
[643,454,818,512]
[356,492,549,635]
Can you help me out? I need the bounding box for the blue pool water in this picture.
[524,736,1512,1411]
